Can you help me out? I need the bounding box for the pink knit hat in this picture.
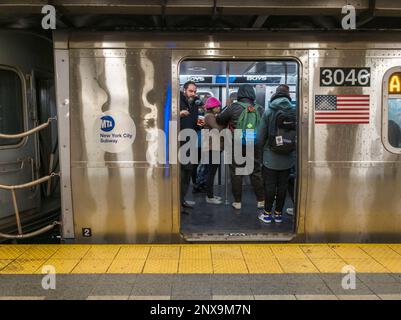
[204,97,221,110]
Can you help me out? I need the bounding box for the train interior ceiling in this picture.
[179,60,298,240]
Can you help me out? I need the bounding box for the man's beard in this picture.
[187,96,195,105]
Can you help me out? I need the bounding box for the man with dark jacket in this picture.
[216,84,265,210]
[180,81,199,213]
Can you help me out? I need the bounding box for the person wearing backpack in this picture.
[256,84,296,223]
[216,84,265,210]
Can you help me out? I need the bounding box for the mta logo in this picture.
[100,115,115,132]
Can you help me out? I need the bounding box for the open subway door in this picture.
[178,60,299,241]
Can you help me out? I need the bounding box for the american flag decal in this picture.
[315,94,370,124]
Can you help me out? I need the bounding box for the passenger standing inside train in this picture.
[225,91,238,109]
[203,97,225,204]
[180,81,199,213]
[216,84,265,210]
[257,84,296,223]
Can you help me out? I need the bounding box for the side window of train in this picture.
[383,67,401,152]
[0,68,24,147]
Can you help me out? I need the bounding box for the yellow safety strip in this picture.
[0,244,401,274]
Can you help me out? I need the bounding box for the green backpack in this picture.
[236,101,262,145]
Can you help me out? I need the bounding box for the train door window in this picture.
[383,67,401,152]
[0,68,24,147]
[179,60,299,240]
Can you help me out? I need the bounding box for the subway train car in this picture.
[0,31,60,240]
[52,31,401,244]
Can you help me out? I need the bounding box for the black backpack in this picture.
[267,109,296,155]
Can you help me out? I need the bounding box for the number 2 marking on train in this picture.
[320,68,370,86]
[82,228,92,237]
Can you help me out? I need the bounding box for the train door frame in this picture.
[383,66,401,153]
[173,52,307,242]
[53,48,74,240]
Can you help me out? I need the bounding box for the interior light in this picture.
[188,66,206,71]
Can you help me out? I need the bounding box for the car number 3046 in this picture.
[320,68,370,86]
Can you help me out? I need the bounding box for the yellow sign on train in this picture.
[389,73,401,93]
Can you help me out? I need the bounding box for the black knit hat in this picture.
[270,84,291,102]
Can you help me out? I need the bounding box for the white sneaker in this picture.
[286,208,294,215]
[206,196,222,204]
[214,196,222,200]
[185,200,196,206]
[257,201,265,209]
[258,212,272,224]
[232,202,241,210]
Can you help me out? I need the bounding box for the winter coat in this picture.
[216,84,264,130]
[180,91,198,131]
[202,112,226,151]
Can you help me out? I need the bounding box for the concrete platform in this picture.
[0,273,400,300]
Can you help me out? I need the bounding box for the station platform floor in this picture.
[1,243,401,300]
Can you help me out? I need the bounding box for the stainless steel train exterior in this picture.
[53,31,401,243]
[0,31,58,237]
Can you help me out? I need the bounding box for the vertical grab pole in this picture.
[46,153,54,196]
[10,188,23,235]
[224,62,230,205]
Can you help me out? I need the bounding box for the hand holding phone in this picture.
[197,115,205,126]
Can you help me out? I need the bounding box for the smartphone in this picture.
[197,115,205,126]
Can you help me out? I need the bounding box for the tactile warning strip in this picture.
[0,244,401,274]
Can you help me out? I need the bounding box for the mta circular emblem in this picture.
[100,115,115,132]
